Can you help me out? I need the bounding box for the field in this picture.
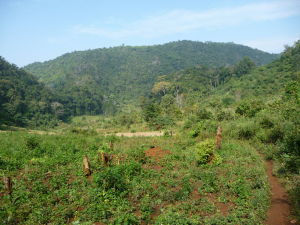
[0,117,274,225]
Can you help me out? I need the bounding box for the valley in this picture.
[0,40,299,224]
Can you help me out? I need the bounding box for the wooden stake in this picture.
[3,176,12,196]
[83,156,91,176]
[216,126,222,150]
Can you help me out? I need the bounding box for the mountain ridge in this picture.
[23,40,279,115]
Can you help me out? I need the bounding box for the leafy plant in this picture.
[194,139,222,165]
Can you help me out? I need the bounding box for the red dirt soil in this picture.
[265,160,294,225]
[144,147,171,161]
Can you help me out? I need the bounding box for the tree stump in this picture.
[216,126,222,150]
[83,156,91,176]
[99,152,113,166]
[109,141,114,150]
[3,177,12,196]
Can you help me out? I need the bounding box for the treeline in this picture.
[0,57,66,127]
[24,41,278,112]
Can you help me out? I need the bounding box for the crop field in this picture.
[0,126,271,225]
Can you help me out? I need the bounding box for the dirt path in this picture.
[265,160,293,225]
[115,131,164,137]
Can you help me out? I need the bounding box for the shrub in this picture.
[194,139,222,165]
[222,97,235,106]
[25,136,41,150]
[94,162,142,194]
[175,177,192,200]
[259,116,274,129]
[112,213,139,225]
[94,166,128,194]
[267,126,284,143]
[183,119,193,129]
[195,140,214,165]
[216,110,234,121]
[195,108,213,120]
[280,128,300,173]
[189,120,218,138]
[237,122,257,139]
[235,100,264,117]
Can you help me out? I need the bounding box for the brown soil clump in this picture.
[144,147,171,161]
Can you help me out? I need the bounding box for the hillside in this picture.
[149,41,299,107]
[24,41,279,114]
[1,41,299,224]
[0,57,68,127]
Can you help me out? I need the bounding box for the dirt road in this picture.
[115,131,164,137]
[265,160,293,225]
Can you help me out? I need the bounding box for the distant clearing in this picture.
[115,131,164,137]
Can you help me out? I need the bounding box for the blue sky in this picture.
[0,0,299,66]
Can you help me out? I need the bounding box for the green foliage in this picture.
[174,176,192,200]
[94,162,142,195]
[195,108,213,120]
[112,213,139,225]
[155,212,200,225]
[194,139,222,165]
[235,100,264,117]
[233,56,256,77]
[25,135,41,150]
[0,57,66,127]
[237,121,258,139]
[188,120,217,138]
[24,41,278,114]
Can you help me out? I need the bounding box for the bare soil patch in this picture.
[144,147,171,161]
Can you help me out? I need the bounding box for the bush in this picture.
[267,126,284,143]
[25,136,41,150]
[94,162,142,194]
[183,119,193,129]
[216,110,234,121]
[188,120,218,138]
[237,122,257,139]
[222,97,235,106]
[259,116,274,129]
[194,139,222,165]
[280,128,300,173]
[235,100,264,117]
[195,108,213,120]
[94,166,128,194]
[175,177,192,200]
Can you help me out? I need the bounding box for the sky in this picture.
[0,0,299,67]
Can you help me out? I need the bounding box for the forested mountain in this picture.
[24,41,278,113]
[0,57,67,127]
[149,41,299,107]
[140,40,299,132]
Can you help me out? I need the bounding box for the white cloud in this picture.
[240,36,300,53]
[73,0,300,39]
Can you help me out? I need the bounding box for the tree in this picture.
[233,57,256,77]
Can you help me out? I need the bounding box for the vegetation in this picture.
[0,40,299,224]
[24,41,278,114]
[0,57,68,127]
[0,129,269,224]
